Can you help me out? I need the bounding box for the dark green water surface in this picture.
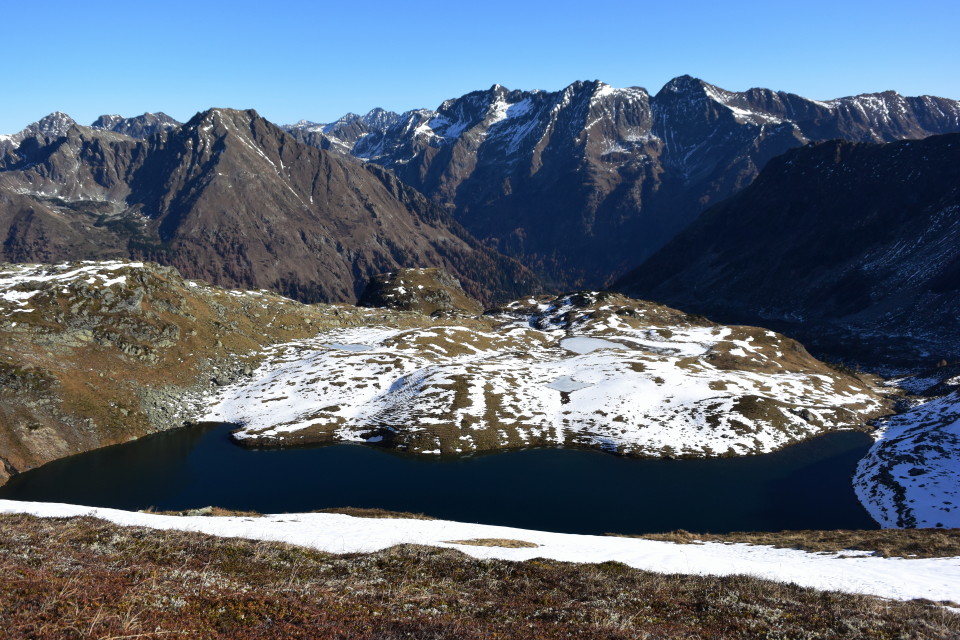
[0,424,878,534]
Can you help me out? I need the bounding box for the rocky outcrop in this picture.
[358,268,484,315]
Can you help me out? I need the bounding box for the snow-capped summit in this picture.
[291,78,960,292]
[0,111,78,153]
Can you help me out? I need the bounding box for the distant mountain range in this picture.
[0,108,536,303]
[285,77,960,289]
[616,133,960,368]
[0,111,180,154]
[1,76,958,364]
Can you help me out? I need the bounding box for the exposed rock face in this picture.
[0,112,77,156]
[207,291,887,457]
[615,133,960,369]
[90,112,181,138]
[284,108,405,154]
[358,268,484,315]
[0,108,539,305]
[288,77,960,289]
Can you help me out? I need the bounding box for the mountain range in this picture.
[285,77,960,289]
[0,109,536,303]
[1,76,959,362]
[0,77,958,535]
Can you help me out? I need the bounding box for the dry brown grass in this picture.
[0,513,956,639]
[617,528,960,558]
[445,538,540,548]
[140,506,264,518]
[313,506,437,520]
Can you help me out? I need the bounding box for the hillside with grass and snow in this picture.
[204,289,886,457]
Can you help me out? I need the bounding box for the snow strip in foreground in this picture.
[2,500,957,603]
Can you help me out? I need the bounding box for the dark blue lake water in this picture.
[0,424,878,534]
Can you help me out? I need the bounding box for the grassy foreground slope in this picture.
[1,513,957,640]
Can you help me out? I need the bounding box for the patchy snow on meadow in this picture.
[202,292,884,457]
[0,261,144,314]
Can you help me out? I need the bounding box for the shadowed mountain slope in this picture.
[615,133,960,368]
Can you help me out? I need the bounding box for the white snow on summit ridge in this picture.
[293,77,960,178]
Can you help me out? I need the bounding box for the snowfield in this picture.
[855,387,960,528]
[202,292,885,457]
[1,499,957,604]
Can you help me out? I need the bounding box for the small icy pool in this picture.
[545,376,593,392]
[560,336,629,354]
[323,343,374,352]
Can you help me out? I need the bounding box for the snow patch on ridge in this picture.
[0,262,143,314]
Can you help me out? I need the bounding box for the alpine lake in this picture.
[0,423,878,535]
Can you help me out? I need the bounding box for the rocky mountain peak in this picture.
[91,112,180,139]
[92,114,124,129]
[656,75,710,97]
[0,104,540,306]
[188,107,261,129]
[176,108,270,155]
[1,112,78,152]
[32,111,78,136]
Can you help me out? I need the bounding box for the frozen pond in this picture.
[323,343,374,352]
[560,336,629,354]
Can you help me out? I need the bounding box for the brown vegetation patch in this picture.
[0,514,956,639]
[616,528,960,559]
[314,507,437,520]
[140,506,264,518]
[446,538,540,548]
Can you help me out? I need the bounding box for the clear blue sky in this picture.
[2,0,957,133]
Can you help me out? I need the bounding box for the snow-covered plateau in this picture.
[203,291,886,457]
[1,499,957,604]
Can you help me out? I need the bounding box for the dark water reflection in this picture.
[0,424,878,534]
